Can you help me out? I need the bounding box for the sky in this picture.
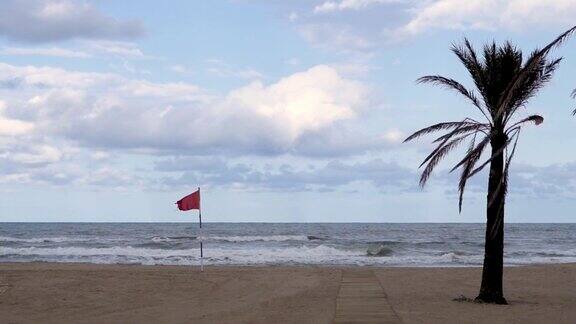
[0,0,575,223]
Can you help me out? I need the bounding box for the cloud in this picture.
[157,157,417,192]
[509,163,576,199]
[0,63,394,157]
[0,136,141,189]
[0,100,34,136]
[0,46,91,58]
[0,42,152,61]
[298,23,374,52]
[314,0,400,13]
[293,125,400,157]
[85,41,152,59]
[204,59,264,80]
[169,65,190,74]
[0,0,144,43]
[400,0,576,36]
[427,159,576,202]
[275,0,576,52]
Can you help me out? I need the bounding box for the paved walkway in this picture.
[333,270,401,324]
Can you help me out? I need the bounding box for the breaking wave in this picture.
[0,236,94,243]
[208,235,311,242]
[2,223,575,267]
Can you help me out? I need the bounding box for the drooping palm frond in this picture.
[463,134,515,180]
[405,119,489,188]
[506,115,544,131]
[457,135,490,212]
[487,129,521,209]
[417,123,469,168]
[403,121,478,142]
[449,134,491,173]
[419,134,469,187]
[432,124,488,143]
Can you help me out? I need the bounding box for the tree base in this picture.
[474,293,508,305]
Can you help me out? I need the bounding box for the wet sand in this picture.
[0,262,574,323]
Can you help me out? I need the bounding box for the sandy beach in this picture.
[0,262,574,323]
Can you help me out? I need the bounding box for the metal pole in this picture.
[198,187,203,272]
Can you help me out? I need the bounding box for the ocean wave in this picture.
[0,244,477,266]
[0,246,194,258]
[208,235,311,242]
[0,236,93,243]
[366,245,393,257]
[508,251,576,258]
[3,243,575,267]
[151,236,196,243]
[0,244,354,265]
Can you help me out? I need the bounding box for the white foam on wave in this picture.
[151,236,194,243]
[0,236,93,243]
[0,244,534,267]
[208,235,310,242]
[1,246,192,258]
[2,244,575,267]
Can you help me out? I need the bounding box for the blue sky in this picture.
[0,0,575,222]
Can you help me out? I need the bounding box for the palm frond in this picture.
[572,89,576,116]
[449,135,490,173]
[432,124,487,143]
[506,115,544,131]
[464,136,514,180]
[418,123,470,168]
[487,130,520,208]
[417,75,491,121]
[419,135,468,187]
[496,25,576,123]
[503,131,520,194]
[457,135,489,212]
[404,121,476,143]
[452,39,485,96]
[406,29,574,212]
[504,58,562,123]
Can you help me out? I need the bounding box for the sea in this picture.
[1,223,575,267]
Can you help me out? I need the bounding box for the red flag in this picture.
[176,189,200,211]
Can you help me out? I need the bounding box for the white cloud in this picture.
[0,63,386,157]
[329,61,374,78]
[222,65,364,144]
[0,46,91,58]
[9,145,62,165]
[85,41,152,59]
[285,58,301,66]
[157,156,416,192]
[288,12,299,22]
[0,0,143,43]
[400,0,576,35]
[0,62,115,89]
[299,24,373,52]
[383,129,403,143]
[205,59,264,80]
[169,64,189,74]
[314,0,400,13]
[0,100,34,136]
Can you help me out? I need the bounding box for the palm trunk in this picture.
[475,135,508,304]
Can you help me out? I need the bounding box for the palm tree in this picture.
[404,26,576,304]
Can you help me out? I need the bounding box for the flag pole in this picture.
[198,187,204,272]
